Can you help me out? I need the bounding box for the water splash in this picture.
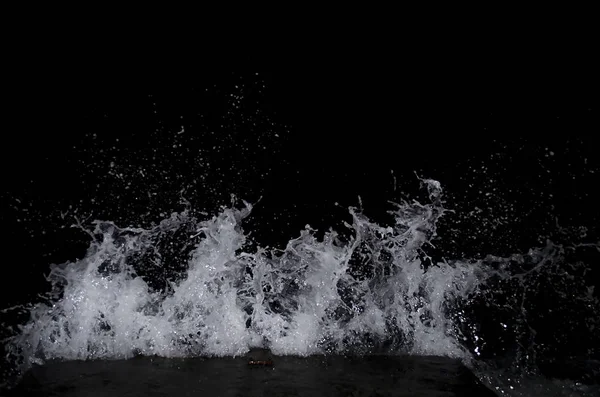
[4,179,599,396]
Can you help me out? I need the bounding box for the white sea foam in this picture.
[5,179,599,396]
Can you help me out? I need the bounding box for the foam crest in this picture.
[5,179,598,396]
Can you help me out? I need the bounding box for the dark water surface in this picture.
[5,354,496,397]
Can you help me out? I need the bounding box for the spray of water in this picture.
[4,179,599,396]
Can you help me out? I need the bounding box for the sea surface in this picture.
[6,354,496,397]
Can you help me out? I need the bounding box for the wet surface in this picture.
[4,354,496,396]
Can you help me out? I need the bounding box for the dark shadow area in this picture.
[5,354,496,397]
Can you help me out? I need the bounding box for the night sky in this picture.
[1,72,598,321]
